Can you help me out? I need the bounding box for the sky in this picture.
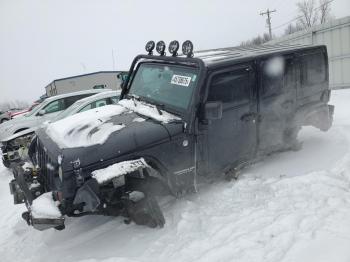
[0,0,349,104]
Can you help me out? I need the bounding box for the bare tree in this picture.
[319,0,332,24]
[297,0,319,29]
[284,23,304,35]
[240,33,272,47]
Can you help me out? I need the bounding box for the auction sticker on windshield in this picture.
[171,75,192,87]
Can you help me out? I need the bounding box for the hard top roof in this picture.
[193,43,325,67]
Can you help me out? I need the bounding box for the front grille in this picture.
[36,139,57,191]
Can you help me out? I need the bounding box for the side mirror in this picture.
[204,101,223,120]
[37,110,46,116]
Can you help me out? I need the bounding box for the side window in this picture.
[207,68,251,107]
[262,57,285,97]
[95,99,108,108]
[301,52,326,86]
[64,94,91,109]
[43,99,64,114]
[79,104,93,113]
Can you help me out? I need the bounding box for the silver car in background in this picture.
[1,90,120,167]
[0,89,109,141]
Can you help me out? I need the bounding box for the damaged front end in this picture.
[10,155,166,231]
[1,131,35,168]
[9,164,65,231]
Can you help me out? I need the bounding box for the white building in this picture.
[269,16,350,90]
[45,71,127,97]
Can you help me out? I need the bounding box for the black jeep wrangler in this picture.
[9,41,334,231]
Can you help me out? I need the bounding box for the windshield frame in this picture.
[126,61,200,116]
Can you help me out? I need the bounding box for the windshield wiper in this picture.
[155,104,163,115]
[128,94,140,107]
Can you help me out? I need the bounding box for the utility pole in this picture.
[260,9,276,39]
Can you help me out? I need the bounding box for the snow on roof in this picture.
[92,158,149,184]
[31,192,62,219]
[46,104,127,148]
[118,99,181,124]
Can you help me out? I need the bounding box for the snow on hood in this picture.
[92,158,149,184]
[31,192,62,219]
[45,99,182,149]
[46,105,127,149]
[118,99,181,124]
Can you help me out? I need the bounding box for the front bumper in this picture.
[9,165,65,231]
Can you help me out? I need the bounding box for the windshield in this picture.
[24,100,46,117]
[128,63,198,110]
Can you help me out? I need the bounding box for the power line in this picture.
[260,9,277,39]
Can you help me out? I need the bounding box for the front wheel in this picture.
[2,158,11,168]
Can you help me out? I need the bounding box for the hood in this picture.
[0,113,58,141]
[1,127,37,143]
[37,103,184,171]
[0,117,34,141]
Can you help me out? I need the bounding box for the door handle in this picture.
[240,113,258,122]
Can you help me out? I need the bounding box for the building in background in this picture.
[269,16,350,90]
[45,71,128,97]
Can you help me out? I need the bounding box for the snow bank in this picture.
[31,192,62,219]
[92,158,149,184]
[118,99,181,123]
[46,105,126,148]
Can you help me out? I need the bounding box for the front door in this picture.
[200,64,258,175]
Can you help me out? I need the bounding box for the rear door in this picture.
[258,55,297,152]
[203,64,258,174]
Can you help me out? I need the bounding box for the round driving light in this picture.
[168,40,180,56]
[145,41,155,55]
[156,41,166,56]
[182,40,194,58]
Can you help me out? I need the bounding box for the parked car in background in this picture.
[0,89,109,141]
[0,90,120,168]
[0,111,11,123]
[10,102,40,119]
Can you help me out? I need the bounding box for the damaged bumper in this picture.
[9,166,65,231]
[9,160,166,231]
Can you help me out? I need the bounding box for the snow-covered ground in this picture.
[1,89,350,262]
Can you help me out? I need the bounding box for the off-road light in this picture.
[145,41,155,55]
[182,40,194,58]
[168,40,180,57]
[156,41,166,56]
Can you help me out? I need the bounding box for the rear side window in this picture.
[208,68,251,106]
[301,52,326,85]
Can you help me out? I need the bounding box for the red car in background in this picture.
[9,102,40,119]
